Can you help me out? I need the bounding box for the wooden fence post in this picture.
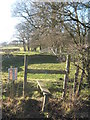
[42,93,49,112]
[23,55,28,98]
[12,81,15,98]
[62,54,70,98]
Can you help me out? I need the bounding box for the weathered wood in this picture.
[62,54,70,98]
[37,80,51,95]
[37,80,51,112]
[23,55,28,98]
[42,93,49,112]
[9,81,15,98]
[12,81,15,98]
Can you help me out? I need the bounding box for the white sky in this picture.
[0,0,19,44]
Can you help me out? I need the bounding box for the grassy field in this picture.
[1,48,90,119]
[2,51,89,98]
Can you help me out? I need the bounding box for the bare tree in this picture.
[12,1,90,98]
[15,22,33,51]
[15,23,27,51]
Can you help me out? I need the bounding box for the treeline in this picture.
[12,1,90,98]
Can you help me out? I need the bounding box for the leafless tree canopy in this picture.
[12,1,90,86]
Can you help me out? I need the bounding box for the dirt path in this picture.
[2,98,45,119]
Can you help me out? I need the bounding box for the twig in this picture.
[73,63,88,78]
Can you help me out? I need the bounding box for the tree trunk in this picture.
[73,65,79,95]
[86,11,90,85]
[31,48,33,51]
[62,54,71,98]
[34,48,36,51]
[77,62,85,97]
[23,55,28,98]
[23,39,26,51]
[27,40,30,51]
[86,46,90,85]
[40,46,42,51]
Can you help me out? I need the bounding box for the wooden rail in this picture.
[37,80,51,112]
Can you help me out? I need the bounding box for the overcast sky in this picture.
[0,0,19,44]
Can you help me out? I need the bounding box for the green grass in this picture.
[27,73,64,80]
[2,51,90,120]
[28,63,66,70]
[13,51,40,56]
[2,52,89,100]
[1,46,20,50]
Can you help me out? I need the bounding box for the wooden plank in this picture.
[42,94,49,112]
[23,55,28,98]
[37,80,51,95]
[36,80,51,112]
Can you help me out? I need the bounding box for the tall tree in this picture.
[12,1,90,97]
[15,22,33,51]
